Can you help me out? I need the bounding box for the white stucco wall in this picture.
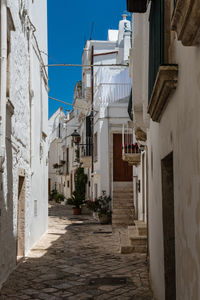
[131,5,200,300]
[0,0,48,287]
[148,41,200,300]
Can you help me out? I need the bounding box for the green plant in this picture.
[75,148,80,163]
[96,191,112,217]
[74,164,88,200]
[50,189,57,200]
[54,194,65,203]
[67,163,88,209]
[86,191,112,217]
[67,191,84,208]
[86,199,100,212]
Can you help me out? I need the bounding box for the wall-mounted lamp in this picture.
[71,130,81,145]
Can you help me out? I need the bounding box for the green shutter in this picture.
[148,0,164,102]
[86,116,91,137]
[86,115,92,156]
[128,89,133,121]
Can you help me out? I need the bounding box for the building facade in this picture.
[127,0,200,299]
[0,0,48,287]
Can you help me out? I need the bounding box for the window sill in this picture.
[171,0,200,46]
[148,65,178,122]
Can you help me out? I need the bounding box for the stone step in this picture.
[112,220,134,226]
[112,208,134,215]
[113,182,133,189]
[112,213,134,219]
[112,198,133,203]
[121,245,147,254]
[113,198,133,203]
[112,216,134,226]
[129,236,147,247]
[138,227,147,236]
[113,200,134,206]
[113,204,134,210]
[113,192,133,197]
[128,224,147,237]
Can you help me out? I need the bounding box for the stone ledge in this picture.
[122,153,141,166]
[171,0,200,46]
[148,65,178,122]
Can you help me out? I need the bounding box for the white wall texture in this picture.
[131,5,200,300]
[0,0,48,287]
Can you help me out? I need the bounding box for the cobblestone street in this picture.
[0,204,153,300]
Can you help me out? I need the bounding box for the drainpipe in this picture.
[0,0,7,172]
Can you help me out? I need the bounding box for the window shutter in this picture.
[128,89,133,121]
[86,115,92,156]
[86,116,91,137]
[148,0,164,102]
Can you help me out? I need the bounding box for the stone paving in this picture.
[0,204,153,300]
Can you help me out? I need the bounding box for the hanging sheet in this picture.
[94,67,131,106]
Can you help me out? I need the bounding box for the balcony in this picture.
[80,138,92,168]
[122,125,141,166]
[148,65,178,122]
[171,0,200,46]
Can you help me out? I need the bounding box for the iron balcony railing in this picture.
[80,137,92,157]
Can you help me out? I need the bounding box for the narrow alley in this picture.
[0,204,153,300]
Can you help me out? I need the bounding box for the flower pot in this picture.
[98,214,111,225]
[73,207,81,215]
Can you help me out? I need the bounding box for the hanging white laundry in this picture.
[94,67,131,107]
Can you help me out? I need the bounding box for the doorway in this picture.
[161,152,176,300]
[113,134,132,182]
[17,175,26,260]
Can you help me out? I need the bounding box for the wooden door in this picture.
[17,176,26,260]
[161,152,176,300]
[113,134,133,182]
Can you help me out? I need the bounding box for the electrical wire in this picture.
[45,63,128,68]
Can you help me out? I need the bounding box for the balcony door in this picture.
[113,134,132,182]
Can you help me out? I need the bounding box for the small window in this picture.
[94,133,98,162]
[34,200,37,217]
[94,184,98,199]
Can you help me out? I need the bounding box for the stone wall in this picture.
[0,0,48,287]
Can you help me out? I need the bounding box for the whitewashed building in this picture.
[127,0,200,299]
[73,15,136,226]
[48,107,66,195]
[0,0,48,287]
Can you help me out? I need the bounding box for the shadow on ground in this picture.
[0,204,153,300]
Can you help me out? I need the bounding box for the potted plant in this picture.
[67,191,84,215]
[49,189,58,201]
[54,193,65,203]
[66,163,88,215]
[86,191,112,224]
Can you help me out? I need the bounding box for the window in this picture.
[94,133,98,162]
[94,183,98,199]
[86,116,92,156]
[148,0,164,101]
[66,148,69,175]
[34,200,38,217]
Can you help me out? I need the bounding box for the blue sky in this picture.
[47,0,128,118]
